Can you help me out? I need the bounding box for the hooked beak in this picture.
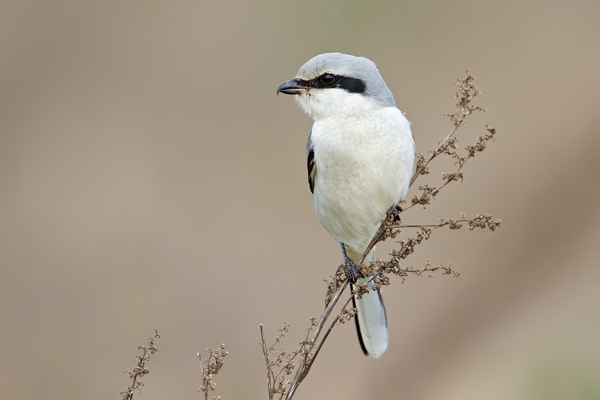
[277,78,309,95]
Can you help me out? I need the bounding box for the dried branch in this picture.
[120,330,160,400]
[198,344,228,400]
[411,70,487,186]
[260,325,274,400]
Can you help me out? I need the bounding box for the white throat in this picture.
[295,89,381,121]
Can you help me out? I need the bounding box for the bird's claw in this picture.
[340,243,364,283]
[344,256,363,283]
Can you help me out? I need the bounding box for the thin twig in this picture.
[284,281,349,400]
[260,325,274,400]
[120,330,160,400]
[411,124,460,187]
[304,296,354,372]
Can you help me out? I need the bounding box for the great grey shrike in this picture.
[277,53,415,358]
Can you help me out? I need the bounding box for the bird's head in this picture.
[277,53,396,120]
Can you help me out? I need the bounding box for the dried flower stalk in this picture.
[198,344,228,400]
[120,330,160,400]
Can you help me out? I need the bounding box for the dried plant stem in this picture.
[302,296,354,372]
[198,354,208,400]
[307,280,350,343]
[411,123,460,187]
[283,280,349,400]
[120,330,160,400]
[198,344,228,400]
[260,325,274,400]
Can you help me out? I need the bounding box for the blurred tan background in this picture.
[2,1,600,399]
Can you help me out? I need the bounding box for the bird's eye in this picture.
[320,74,336,85]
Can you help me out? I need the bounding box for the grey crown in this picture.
[297,53,396,107]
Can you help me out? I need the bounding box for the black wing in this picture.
[306,132,316,194]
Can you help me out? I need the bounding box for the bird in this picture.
[277,53,415,358]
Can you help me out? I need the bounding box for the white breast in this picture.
[310,106,414,255]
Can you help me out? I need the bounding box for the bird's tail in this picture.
[352,248,388,358]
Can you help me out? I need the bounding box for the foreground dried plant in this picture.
[120,330,160,400]
[259,70,501,400]
[197,344,228,400]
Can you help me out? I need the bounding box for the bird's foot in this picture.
[340,243,364,283]
[344,257,363,283]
